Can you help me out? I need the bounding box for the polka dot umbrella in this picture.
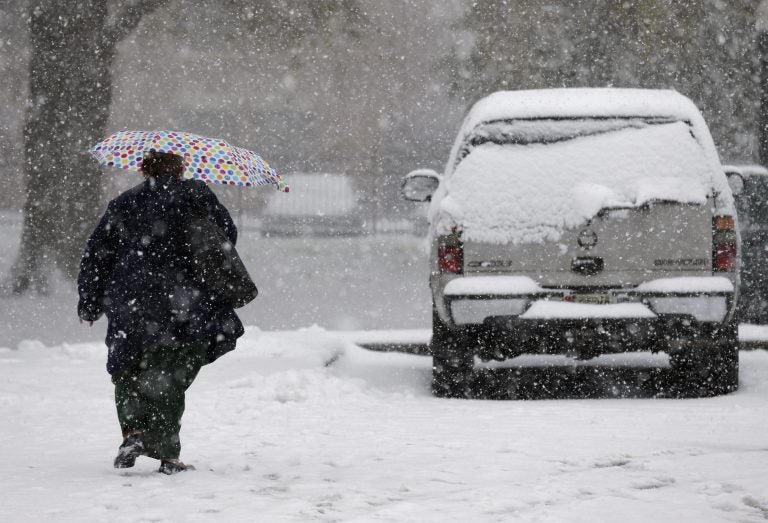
[89,130,288,192]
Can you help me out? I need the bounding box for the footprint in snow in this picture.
[630,476,676,490]
[593,457,631,468]
[742,496,768,519]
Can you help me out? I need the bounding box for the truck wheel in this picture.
[670,324,739,397]
[431,309,473,398]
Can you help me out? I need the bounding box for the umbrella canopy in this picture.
[90,130,288,192]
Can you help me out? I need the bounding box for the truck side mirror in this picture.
[401,169,441,202]
[726,171,744,197]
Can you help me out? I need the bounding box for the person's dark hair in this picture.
[140,150,185,179]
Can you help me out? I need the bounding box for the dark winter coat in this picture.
[77,175,245,374]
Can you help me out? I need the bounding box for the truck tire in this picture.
[670,323,739,397]
[431,309,473,398]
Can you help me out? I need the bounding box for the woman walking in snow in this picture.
[77,150,244,474]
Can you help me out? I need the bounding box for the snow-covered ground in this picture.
[2,222,768,521]
[1,330,768,522]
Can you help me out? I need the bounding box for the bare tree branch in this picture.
[103,0,171,46]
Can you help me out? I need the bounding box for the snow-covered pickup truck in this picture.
[402,88,740,398]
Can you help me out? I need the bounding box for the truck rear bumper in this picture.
[441,281,735,360]
[448,294,731,325]
[442,275,734,325]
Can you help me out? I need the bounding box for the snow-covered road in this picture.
[2,328,768,522]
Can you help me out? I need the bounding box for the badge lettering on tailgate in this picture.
[570,294,610,304]
[653,258,707,267]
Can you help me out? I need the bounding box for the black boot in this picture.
[113,433,145,469]
[158,459,194,475]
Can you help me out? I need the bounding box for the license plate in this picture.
[571,293,610,305]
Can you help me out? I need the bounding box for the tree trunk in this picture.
[10,1,113,292]
[10,0,167,293]
[759,29,768,166]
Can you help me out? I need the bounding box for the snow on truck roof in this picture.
[461,88,708,130]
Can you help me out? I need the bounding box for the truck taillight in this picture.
[714,243,737,271]
[713,215,737,272]
[714,215,735,231]
[438,245,463,274]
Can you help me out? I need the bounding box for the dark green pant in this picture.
[112,341,208,460]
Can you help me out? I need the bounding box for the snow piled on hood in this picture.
[432,121,724,245]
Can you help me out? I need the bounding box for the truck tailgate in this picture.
[463,202,712,288]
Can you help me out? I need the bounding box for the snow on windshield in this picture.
[432,120,719,245]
